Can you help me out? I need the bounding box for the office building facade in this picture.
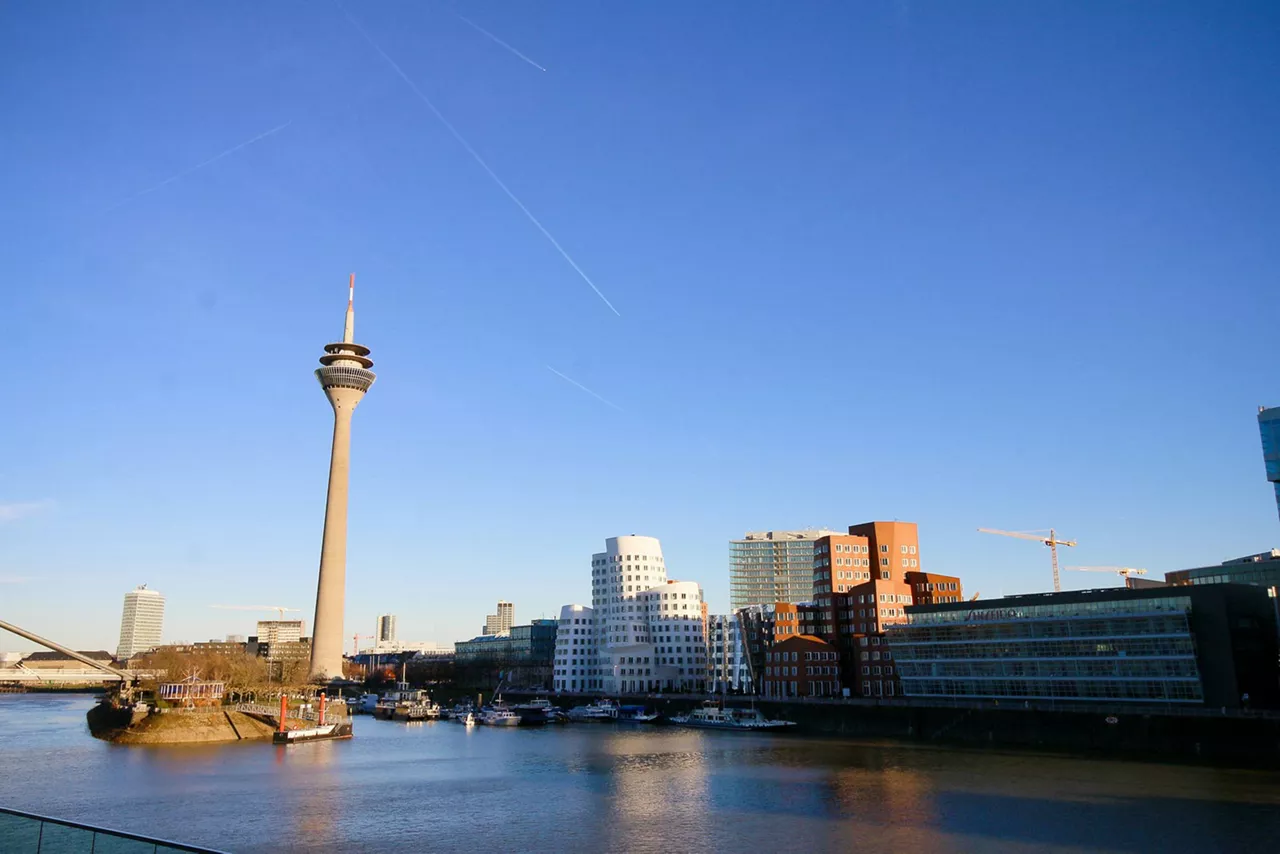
[1165,550,1280,590]
[707,614,751,693]
[730,530,838,611]
[116,585,165,660]
[760,634,841,698]
[483,601,515,636]
[1260,405,1280,522]
[887,585,1280,709]
[377,614,397,644]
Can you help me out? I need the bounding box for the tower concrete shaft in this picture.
[309,274,375,681]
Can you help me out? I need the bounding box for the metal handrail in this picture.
[0,806,227,853]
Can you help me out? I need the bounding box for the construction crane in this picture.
[210,605,301,621]
[1066,566,1147,581]
[978,528,1078,593]
[352,633,370,657]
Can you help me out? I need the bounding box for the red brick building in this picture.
[808,522,963,698]
[760,634,841,698]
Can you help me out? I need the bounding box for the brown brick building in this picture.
[808,522,963,698]
[760,634,841,698]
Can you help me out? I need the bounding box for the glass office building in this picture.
[1260,405,1280,522]
[730,530,837,610]
[886,585,1279,708]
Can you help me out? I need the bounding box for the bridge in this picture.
[0,618,140,697]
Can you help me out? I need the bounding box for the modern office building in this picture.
[553,534,708,694]
[1260,406,1280,522]
[730,530,839,611]
[483,601,515,636]
[707,614,751,693]
[1165,550,1280,590]
[309,275,377,681]
[887,585,1280,709]
[255,620,304,646]
[116,585,165,660]
[377,614,397,644]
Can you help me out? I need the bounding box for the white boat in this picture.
[566,700,619,722]
[478,707,520,727]
[458,711,476,727]
[670,701,796,732]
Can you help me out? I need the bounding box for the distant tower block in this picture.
[309,274,376,681]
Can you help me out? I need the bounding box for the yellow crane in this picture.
[1065,566,1147,580]
[978,528,1078,593]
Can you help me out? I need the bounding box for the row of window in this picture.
[898,658,1199,679]
[900,677,1203,702]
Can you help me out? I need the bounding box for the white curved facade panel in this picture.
[554,535,707,695]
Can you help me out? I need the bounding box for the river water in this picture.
[1,694,1279,853]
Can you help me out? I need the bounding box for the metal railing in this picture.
[0,806,226,853]
[233,701,350,723]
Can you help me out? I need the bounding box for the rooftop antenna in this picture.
[343,273,356,344]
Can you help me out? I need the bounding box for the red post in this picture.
[318,693,327,726]
[278,694,288,733]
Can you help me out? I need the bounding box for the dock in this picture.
[235,694,353,745]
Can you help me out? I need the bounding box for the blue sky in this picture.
[3,1,1278,652]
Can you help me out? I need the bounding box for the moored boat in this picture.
[670,701,795,731]
[566,699,619,722]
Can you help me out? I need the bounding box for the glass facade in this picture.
[730,531,834,611]
[1260,406,1280,522]
[888,599,1205,703]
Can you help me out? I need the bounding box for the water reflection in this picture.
[2,696,1279,854]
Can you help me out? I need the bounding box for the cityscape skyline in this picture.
[4,2,1280,651]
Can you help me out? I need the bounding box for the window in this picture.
[880,545,888,553]
[901,545,908,554]
[909,545,916,555]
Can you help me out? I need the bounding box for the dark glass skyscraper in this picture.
[1260,406,1280,523]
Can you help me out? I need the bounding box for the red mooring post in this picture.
[318,693,327,726]
[278,694,288,733]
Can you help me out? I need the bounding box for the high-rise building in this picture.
[483,601,514,636]
[730,530,839,611]
[1260,406,1280,522]
[116,585,165,660]
[805,521,964,698]
[553,534,707,694]
[309,275,376,681]
[377,614,397,644]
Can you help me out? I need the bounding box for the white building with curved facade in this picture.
[553,534,707,694]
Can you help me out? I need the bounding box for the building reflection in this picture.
[597,731,711,850]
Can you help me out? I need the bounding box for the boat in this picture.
[374,682,441,721]
[616,705,662,724]
[356,693,379,715]
[478,706,520,727]
[457,711,476,727]
[566,699,619,722]
[670,701,796,731]
[512,698,555,725]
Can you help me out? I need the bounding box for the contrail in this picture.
[102,120,292,213]
[546,366,623,411]
[335,2,620,316]
[454,12,547,73]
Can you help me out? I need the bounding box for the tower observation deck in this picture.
[309,274,375,681]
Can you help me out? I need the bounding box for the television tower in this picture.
[309,274,376,681]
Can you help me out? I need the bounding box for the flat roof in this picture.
[905,583,1256,615]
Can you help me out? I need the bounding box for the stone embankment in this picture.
[87,703,275,745]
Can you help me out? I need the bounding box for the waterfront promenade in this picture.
[3,693,1280,853]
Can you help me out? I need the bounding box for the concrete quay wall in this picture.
[511,691,1280,767]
